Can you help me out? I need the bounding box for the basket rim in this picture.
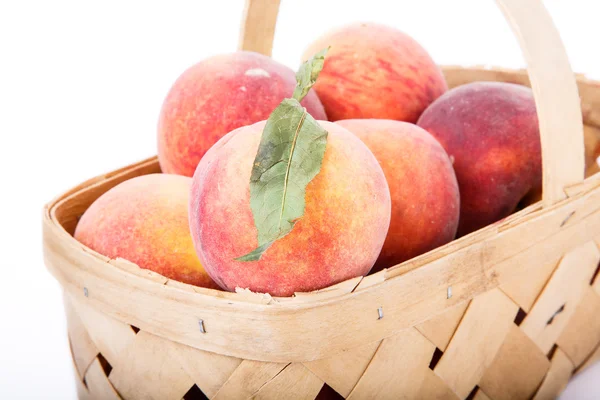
[42,66,600,362]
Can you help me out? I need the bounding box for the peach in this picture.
[189,121,391,297]
[302,23,447,122]
[337,119,459,271]
[74,174,218,289]
[158,51,327,177]
[417,81,541,236]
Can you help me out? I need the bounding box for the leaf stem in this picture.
[278,108,307,231]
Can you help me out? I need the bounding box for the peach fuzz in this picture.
[337,119,459,271]
[158,51,327,177]
[302,23,447,122]
[74,174,218,289]
[417,81,541,237]
[189,121,391,297]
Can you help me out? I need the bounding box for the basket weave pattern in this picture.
[64,241,600,400]
[66,260,600,400]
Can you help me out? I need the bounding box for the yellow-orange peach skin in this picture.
[189,121,391,297]
[302,23,447,123]
[74,174,218,289]
[337,119,460,271]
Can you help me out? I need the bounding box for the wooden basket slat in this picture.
[64,295,98,380]
[556,288,600,367]
[419,368,461,400]
[237,0,280,57]
[520,241,600,353]
[212,360,288,400]
[474,390,493,400]
[84,358,121,400]
[498,259,558,313]
[579,80,600,128]
[290,276,363,303]
[303,340,381,398]
[69,292,137,370]
[578,344,600,375]
[478,324,550,400]
[584,125,600,175]
[415,300,469,352]
[74,368,91,400]
[593,247,600,292]
[433,289,519,399]
[251,363,324,400]
[532,348,574,400]
[346,328,435,399]
[108,331,195,400]
[169,341,242,399]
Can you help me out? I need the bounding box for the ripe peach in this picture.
[74,174,218,289]
[302,23,447,122]
[337,119,459,271]
[417,81,541,236]
[189,121,391,297]
[158,51,327,177]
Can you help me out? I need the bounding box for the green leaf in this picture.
[234,240,277,262]
[236,98,328,261]
[292,47,329,102]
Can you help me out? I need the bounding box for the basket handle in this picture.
[239,0,585,207]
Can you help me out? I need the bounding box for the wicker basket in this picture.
[43,0,600,399]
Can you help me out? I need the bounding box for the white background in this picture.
[1,0,599,398]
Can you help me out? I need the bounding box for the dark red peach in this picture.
[417,81,541,236]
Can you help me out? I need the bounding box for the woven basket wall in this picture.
[42,0,600,399]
